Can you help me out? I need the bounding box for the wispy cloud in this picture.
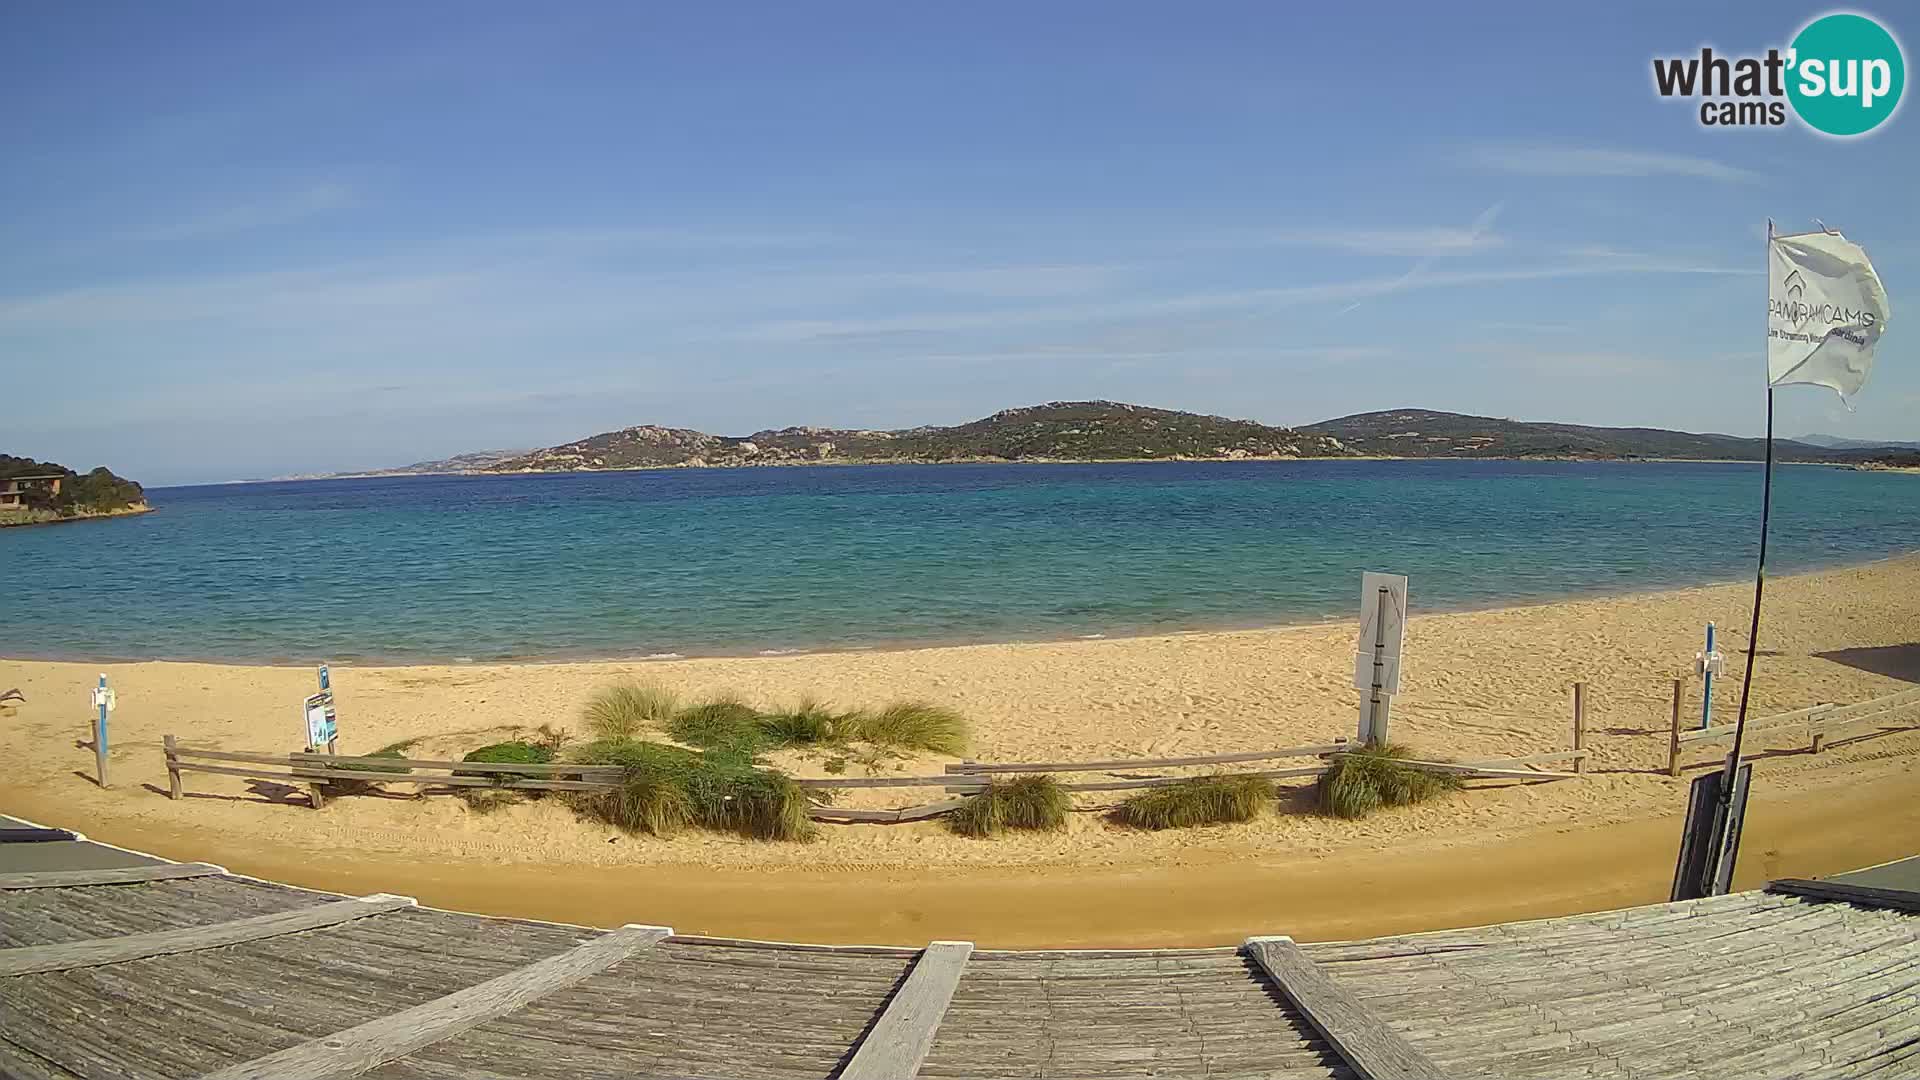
[1333,202,1504,315]
[1458,142,1758,183]
[132,182,358,243]
[1256,224,1505,257]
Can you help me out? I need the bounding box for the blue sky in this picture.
[2,1,1914,485]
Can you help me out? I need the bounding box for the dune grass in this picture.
[1113,774,1275,830]
[583,683,679,741]
[849,701,970,756]
[949,774,1070,838]
[756,696,853,747]
[1317,742,1462,820]
[668,696,767,756]
[562,736,822,841]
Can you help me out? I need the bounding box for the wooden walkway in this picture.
[3,829,1919,1079]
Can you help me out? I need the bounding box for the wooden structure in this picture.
[7,827,1919,1078]
[165,737,1586,824]
[1667,684,1920,776]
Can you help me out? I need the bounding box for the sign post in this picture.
[88,673,116,787]
[304,664,338,754]
[1353,572,1408,745]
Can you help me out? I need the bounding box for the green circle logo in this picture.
[1787,13,1905,136]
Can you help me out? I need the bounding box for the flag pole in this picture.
[1724,220,1777,790]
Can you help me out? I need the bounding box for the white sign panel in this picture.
[304,693,337,749]
[1353,572,1409,694]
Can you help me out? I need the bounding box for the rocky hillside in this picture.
[485,402,1349,471]
[1302,409,1861,462]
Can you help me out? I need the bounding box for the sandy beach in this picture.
[4,556,1918,943]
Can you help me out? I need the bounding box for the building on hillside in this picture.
[0,473,64,508]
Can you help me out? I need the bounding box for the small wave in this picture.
[1077,633,1107,639]
[453,656,475,664]
[639,652,686,660]
[757,648,806,656]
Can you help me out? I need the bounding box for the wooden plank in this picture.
[0,894,415,977]
[1572,682,1586,775]
[811,798,973,824]
[197,923,672,1080]
[1245,936,1446,1080]
[840,940,974,1080]
[1463,749,1591,768]
[1669,677,1685,777]
[1057,766,1329,792]
[165,746,300,765]
[796,775,990,791]
[0,862,224,890]
[286,769,613,792]
[286,752,620,776]
[1767,879,1920,914]
[1677,703,1835,746]
[944,742,1350,775]
[1330,756,1576,781]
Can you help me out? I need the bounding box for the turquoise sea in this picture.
[1,460,1915,664]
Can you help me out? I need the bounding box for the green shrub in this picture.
[1114,774,1275,830]
[823,756,849,775]
[1317,743,1461,820]
[564,737,819,841]
[668,697,767,756]
[757,696,851,747]
[851,701,970,756]
[949,774,1069,838]
[318,745,413,796]
[583,683,678,741]
[453,741,556,799]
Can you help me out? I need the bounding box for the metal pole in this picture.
[1725,342,1776,784]
[318,664,337,754]
[94,672,110,788]
[1699,622,1716,730]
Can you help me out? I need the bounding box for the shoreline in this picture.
[7,546,1915,670]
[0,502,152,529]
[221,454,1891,487]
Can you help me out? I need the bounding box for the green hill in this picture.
[1301,409,1863,462]
[485,401,1348,471]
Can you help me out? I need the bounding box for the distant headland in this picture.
[269,402,1920,480]
[0,455,150,527]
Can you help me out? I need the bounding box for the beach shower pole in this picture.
[91,673,111,788]
[1366,586,1391,744]
[1699,622,1716,731]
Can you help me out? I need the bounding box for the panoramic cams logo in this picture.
[1652,11,1905,136]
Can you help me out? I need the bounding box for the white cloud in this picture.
[1258,225,1503,257]
[1459,142,1758,183]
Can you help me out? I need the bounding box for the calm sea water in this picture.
[2,460,1915,664]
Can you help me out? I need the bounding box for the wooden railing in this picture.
[1664,684,1920,776]
[162,733,1589,822]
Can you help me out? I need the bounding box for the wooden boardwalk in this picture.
[3,830,1918,1079]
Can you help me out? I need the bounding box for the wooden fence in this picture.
[1665,684,1920,776]
[162,733,1588,823]
[162,737,620,809]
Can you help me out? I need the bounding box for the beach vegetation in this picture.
[316,744,413,797]
[757,696,853,747]
[667,696,767,755]
[1316,743,1462,820]
[1113,774,1275,830]
[562,736,822,841]
[949,774,1069,837]
[583,682,678,741]
[848,701,970,756]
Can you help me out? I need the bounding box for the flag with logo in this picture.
[1767,230,1890,399]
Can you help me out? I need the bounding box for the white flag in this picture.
[1767,230,1889,400]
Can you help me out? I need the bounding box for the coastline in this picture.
[0,502,152,529]
[4,552,1917,942]
[241,453,1896,485]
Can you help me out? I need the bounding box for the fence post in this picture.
[1668,678,1684,777]
[1572,681,1587,774]
[1810,705,1829,754]
[163,735,182,800]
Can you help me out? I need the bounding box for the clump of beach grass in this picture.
[583,682,679,741]
[1316,742,1462,820]
[949,774,1070,838]
[668,696,767,756]
[757,696,853,747]
[849,701,969,756]
[562,736,821,841]
[452,739,556,811]
[1113,774,1275,830]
